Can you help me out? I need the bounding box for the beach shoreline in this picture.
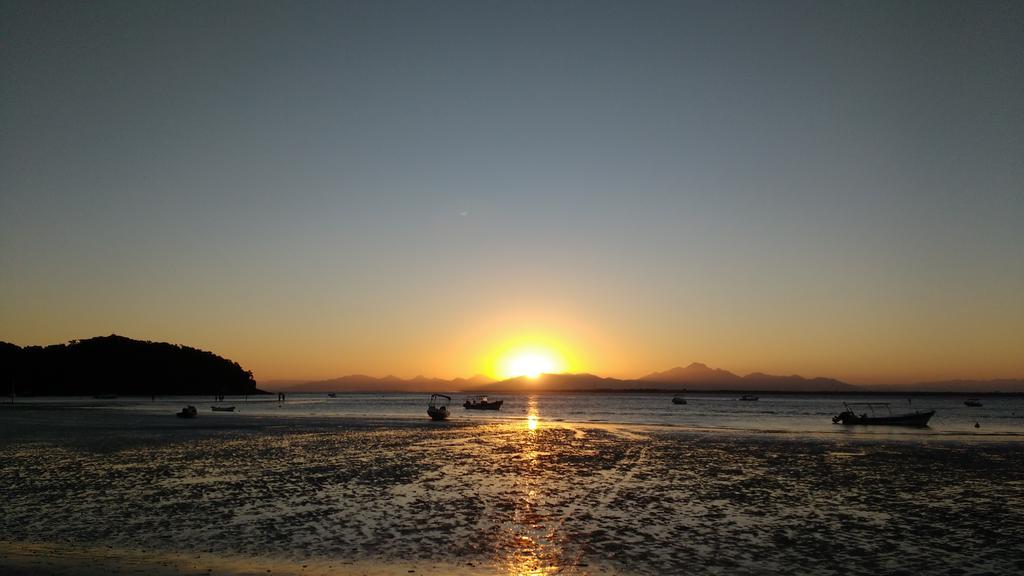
[3,405,1023,575]
[2,400,1020,445]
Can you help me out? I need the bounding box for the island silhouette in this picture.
[1,335,261,397]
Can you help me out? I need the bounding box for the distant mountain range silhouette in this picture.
[282,361,1024,393]
[471,365,855,393]
[637,362,854,392]
[289,373,495,393]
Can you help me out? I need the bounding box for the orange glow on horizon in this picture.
[485,336,577,380]
[507,353,556,379]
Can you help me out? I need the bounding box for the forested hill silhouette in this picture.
[0,335,260,396]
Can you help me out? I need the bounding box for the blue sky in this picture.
[2,0,1021,383]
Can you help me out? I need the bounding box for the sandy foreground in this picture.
[0,540,489,576]
[1,405,1023,575]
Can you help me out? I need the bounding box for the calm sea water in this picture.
[20,391,1024,436]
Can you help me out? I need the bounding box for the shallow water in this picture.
[2,407,1023,575]
[17,391,1023,436]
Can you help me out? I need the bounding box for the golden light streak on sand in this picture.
[496,400,564,576]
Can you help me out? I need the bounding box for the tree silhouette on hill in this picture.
[0,335,260,396]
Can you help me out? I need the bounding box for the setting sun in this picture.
[485,337,576,380]
[506,353,556,379]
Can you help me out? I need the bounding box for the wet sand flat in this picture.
[2,406,1023,575]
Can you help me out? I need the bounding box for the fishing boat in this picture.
[964,398,982,407]
[832,402,934,427]
[327,393,337,398]
[740,395,759,401]
[672,396,687,405]
[463,396,503,410]
[176,405,198,418]
[211,406,235,412]
[427,394,451,421]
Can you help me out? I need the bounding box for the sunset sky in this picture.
[2,1,1021,385]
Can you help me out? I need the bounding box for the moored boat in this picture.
[427,394,451,421]
[176,405,198,418]
[211,406,235,412]
[964,398,982,407]
[672,396,687,405]
[832,402,934,427]
[463,396,503,410]
[740,395,759,401]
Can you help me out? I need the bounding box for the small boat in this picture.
[832,402,934,427]
[463,396,503,410]
[740,395,759,401]
[176,405,198,418]
[964,399,982,407]
[427,394,451,421]
[211,406,235,412]
[672,396,687,405]
[327,393,337,398]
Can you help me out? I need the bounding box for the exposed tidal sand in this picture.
[1,406,1023,575]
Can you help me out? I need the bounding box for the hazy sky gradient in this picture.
[2,0,1022,383]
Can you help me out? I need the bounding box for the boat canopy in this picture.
[842,402,894,414]
[428,394,451,407]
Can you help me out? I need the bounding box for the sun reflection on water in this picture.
[526,396,540,431]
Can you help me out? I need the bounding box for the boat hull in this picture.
[833,410,934,427]
[464,400,503,410]
[427,407,449,421]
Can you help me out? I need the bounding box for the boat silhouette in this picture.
[832,402,934,427]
